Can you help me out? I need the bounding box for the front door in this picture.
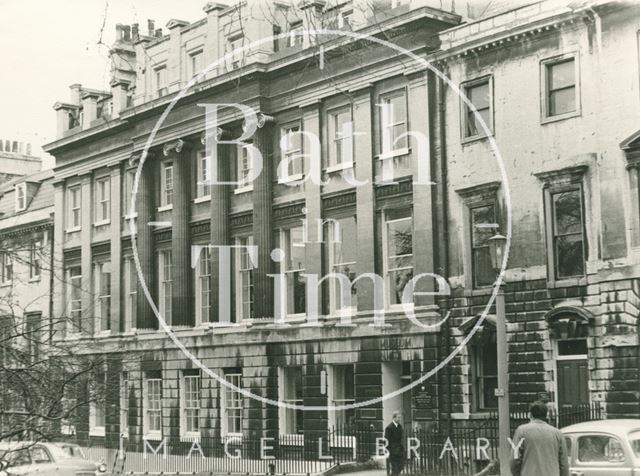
[557,359,589,408]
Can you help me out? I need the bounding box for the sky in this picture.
[0,0,211,168]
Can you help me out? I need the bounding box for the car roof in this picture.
[562,419,640,437]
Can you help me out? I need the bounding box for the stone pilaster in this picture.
[209,129,231,324]
[80,175,93,335]
[135,153,158,330]
[109,165,122,333]
[252,115,274,320]
[52,181,66,338]
[166,139,193,327]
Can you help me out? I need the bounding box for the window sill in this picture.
[547,276,587,288]
[325,162,354,173]
[278,173,304,185]
[66,227,81,234]
[123,213,138,220]
[377,147,410,161]
[461,133,492,146]
[157,204,173,212]
[180,432,201,442]
[144,432,163,441]
[28,277,41,283]
[541,110,580,125]
[193,195,211,204]
[89,427,106,437]
[233,185,253,195]
[93,220,111,228]
[0,281,12,288]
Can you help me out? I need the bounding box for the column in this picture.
[353,86,377,312]
[52,181,66,338]
[408,72,435,306]
[135,152,158,330]
[166,139,194,327]
[109,165,122,333]
[209,129,231,324]
[252,114,274,320]
[80,175,93,335]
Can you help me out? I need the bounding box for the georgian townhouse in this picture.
[43,0,463,450]
[435,0,640,422]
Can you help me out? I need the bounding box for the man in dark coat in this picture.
[384,411,405,476]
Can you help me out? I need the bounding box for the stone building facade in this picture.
[40,0,640,453]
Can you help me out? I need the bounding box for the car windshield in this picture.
[629,431,640,458]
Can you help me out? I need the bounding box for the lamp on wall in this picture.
[488,233,507,273]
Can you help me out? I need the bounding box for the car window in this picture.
[564,436,572,461]
[628,430,640,458]
[3,449,31,466]
[29,446,52,464]
[577,435,625,463]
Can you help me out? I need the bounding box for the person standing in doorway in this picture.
[510,401,569,476]
[384,411,405,476]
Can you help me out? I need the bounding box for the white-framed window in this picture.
[278,367,303,436]
[196,151,211,199]
[144,376,162,438]
[277,227,306,316]
[180,371,201,437]
[154,65,167,97]
[15,183,26,212]
[280,123,303,182]
[542,55,578,120]
[89,401,106,437]
[161,161,174,207]
[223,370,243,436]
[328,364,355,431]
[90,367,107,436]
[288,22,303,47]
[29,240,41,280]
[470,331,498,411]
[379,89,408,157]
[158,250,172,323]
[226,36,244,71]
[1,251,13,285]
[93,260,111,332]
[548,185,586,279]
[120,372,129,436]
[470,203,497,288]
[338,9,353,29]
[235,236,254,321]
[382,209,413,307]
[327,106,353,170]
[94,176,111,224]
[67,265,82,331]
[189,49,204,79]
[195,246,211,325]
[462,76,493,140]
[123,256,137,331]
[67,186,81,230]
[325,217,357,315]
[236,144,254,191]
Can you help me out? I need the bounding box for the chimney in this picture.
[148,19,155,37]
[155,28,163,37]
[26,143,32,155]
[69,84,82,105]
[12,141,18,153]
[123,25,131,41]
[116,23,124,40]
[132,23,139,40]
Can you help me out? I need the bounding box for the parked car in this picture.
[562,419,640,475]
[0,441,106,475]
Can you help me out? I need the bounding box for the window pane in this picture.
[473,248,495,287]
[471,205,495,247]
[389,269,413,305]
[548,60,575,90]
[292,271,306,314]
[557,339,588,356]
[549,88,576,116]
[387,219,412,256]
[468,81,490,110]
[578,435,625,463]
[288,227,305,270]
[553,190,582,235]
[555,234,584,278]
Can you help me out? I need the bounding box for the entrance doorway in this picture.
[382,361,412,429]
[556,338,589,408]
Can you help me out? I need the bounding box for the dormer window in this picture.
[288,22,303,48]
[15,183,26,212]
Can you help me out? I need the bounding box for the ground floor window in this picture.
[279,367,304,436]
[223,370,243,435]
